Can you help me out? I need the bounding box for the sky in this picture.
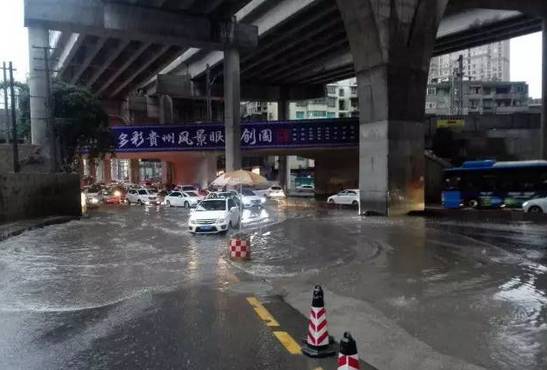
[0,0,544,98]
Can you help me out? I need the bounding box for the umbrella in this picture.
[210,170,268,188]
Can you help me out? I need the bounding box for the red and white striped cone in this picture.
[338,332,360,370]
[301,285,336,357]
[229,237,250,260]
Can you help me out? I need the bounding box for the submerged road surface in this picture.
[0,203,545,369]
[0,205,345,370]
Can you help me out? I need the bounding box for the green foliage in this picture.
[15,80,113,170]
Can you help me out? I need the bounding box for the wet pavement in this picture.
[0,202,546,369]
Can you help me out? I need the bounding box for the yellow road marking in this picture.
[273,331,302,355]
[246,297,279,327]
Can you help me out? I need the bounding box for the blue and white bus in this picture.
[442,160,547,209]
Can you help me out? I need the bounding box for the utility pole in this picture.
[8,62,19,172]
[2,62,9,143]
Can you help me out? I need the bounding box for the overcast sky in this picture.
[1,0,544,98]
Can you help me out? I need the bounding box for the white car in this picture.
[164,191,201,208]
[327,189,360,206]
[84,186,104,206]
[188,198,241,234]
[175,184,199,193]
[266,185,286,198]
[240,189,266,208]
[522,197,547,213]
[296,184,315,192]
[126,188,159,205]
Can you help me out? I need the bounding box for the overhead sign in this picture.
[112,119,359,152]
[437,119,465,129]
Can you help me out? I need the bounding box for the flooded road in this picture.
[0,203,545,369]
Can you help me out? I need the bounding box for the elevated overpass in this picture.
[24,0,547,215]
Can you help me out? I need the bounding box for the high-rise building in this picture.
[428,40,510,83]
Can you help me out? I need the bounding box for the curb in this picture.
[0,216,79,242]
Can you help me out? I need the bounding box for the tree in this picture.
[16,80,113,171]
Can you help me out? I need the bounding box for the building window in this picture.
[327,97,336,108]
[350,86,357,95]
[312,98,325,104]
[295,111,305,119]
[296,101,307,107]
[339,113,346,118]
[339,100,346,111]
[339,88,345,97]
[326,112,336,118]
[427,87,436,95]
[310,111,326,118]
[327,86,336,95]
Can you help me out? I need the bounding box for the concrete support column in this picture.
[159,95,174,124]
[223,47,241,171]
[542,20,547,158]
[161,161,173,185]
[337,0,447,215]
[277,97,290,190]
[89,160,97,183]
[129,159,140,184]
[27,27,51,157]
[103,158,112,184]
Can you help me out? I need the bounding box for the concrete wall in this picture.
[0,144,48,173]
[0,173,81,223]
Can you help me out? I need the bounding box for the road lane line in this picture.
[273,331,302,355]
[246,297,280,327]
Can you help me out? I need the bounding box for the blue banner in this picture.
[112,119,359,152]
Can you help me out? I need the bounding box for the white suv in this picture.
[126,188,159,205]
[188,198,240,234]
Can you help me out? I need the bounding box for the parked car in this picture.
[266,185,286,199]
[188,198,241,234]
[175,184,199,193]
[522,197,547,214]
[239,189,266,208]
[126,188,159,205]
[102,188,125,204]
[84,185,104,206]
[327,189,360,206]
[164,191,201,208]
[296,184,315,193]
[206,191,241,207]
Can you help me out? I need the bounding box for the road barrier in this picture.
[301,285,336,357]
[229,234,251,260]
[338,332,360,369]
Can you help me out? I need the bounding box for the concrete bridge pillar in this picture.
[277,97,290,190]
[542,20,547,158]
[159,95,174,124]
[337,0,448,215]
[129,159,140,184]
[27,27,51,161]
[224,47,241,171]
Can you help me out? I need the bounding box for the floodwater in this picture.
[0,203,545,369]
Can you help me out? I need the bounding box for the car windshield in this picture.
[241,189,256,196]
[138,190,147,195]
[185,191,199,197]
[182,186,195,191]
[271,186,281,190]
[196,200,226,211]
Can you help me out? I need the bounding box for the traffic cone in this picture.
[301,285,336,357]
[338,332,360,369]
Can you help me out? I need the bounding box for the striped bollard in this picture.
[301,285,336,357]
[338,332,360,370]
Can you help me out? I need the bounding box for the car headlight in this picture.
[260,198,266,203]
[522,201,529,208]
[217,217,227,223]
[90,197,99,204]
[113,190,121,197]
[189,219,196,225]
